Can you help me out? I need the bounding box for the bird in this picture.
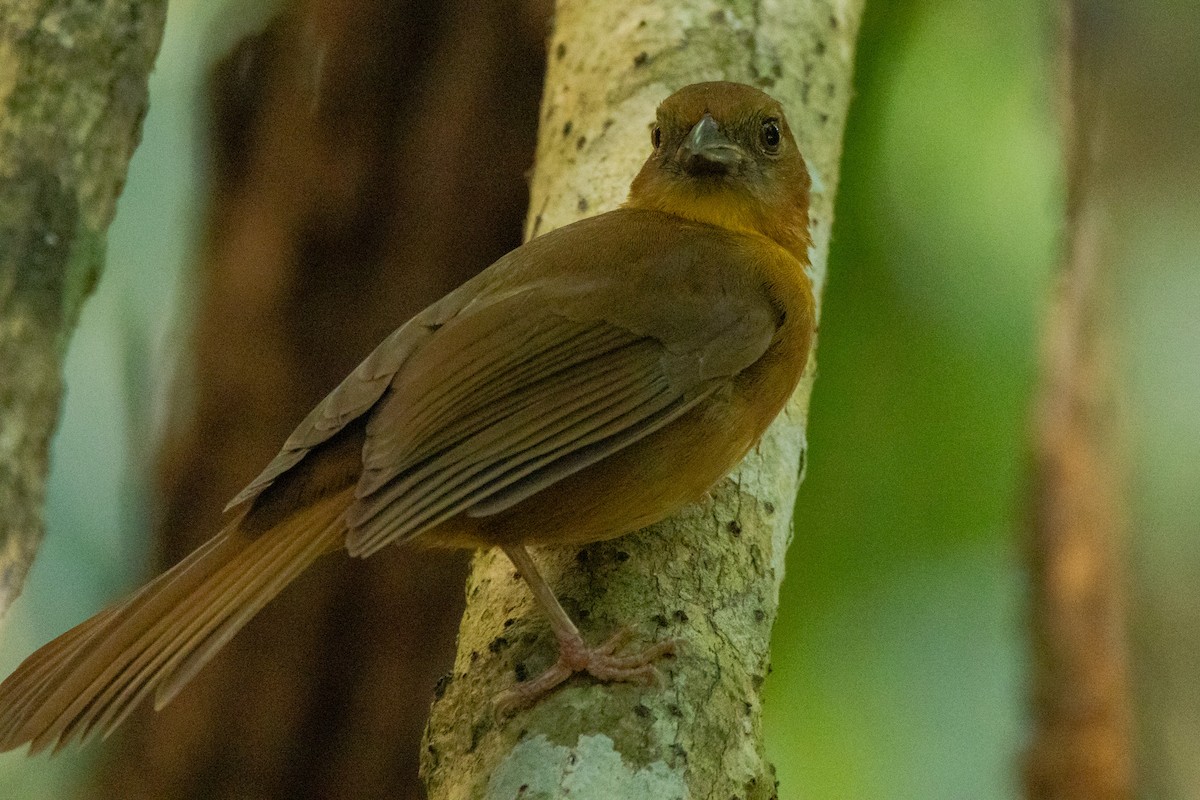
[0,80,814,753]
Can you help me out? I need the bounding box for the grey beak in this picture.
[679,113,744,176]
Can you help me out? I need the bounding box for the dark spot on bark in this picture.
[577,608,590,620]
[674,609,688,623]
[633,703,651,718]
[752,673,765,688]
[819,113,830,125]
[10,166,82,330]
[633,51,648,67]
[728,520,742,536]
[830,13,839,28]
[710,9,727,24]
[562,120,573,137]
[744,701,753,714]
[488,636,510,653]
[815,39,826,56]
[555,42,566,59]
[577,196,589,212]
[638,19,647,28]
[433,673,452,698]
[576,549,589,563]
[827,82,836,98]
[504,617,515,628]
[652,613,669,627]
[576,135,587,150]
[615,550,630,562]
[763,501,775,515]
[470,650,479,664]
[668,704,683,717]
[515,662,528,681]
[754,608,766,623]
[469,717,491,752]
[603,118,614,130]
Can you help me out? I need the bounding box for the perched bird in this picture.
[0,81,814,753]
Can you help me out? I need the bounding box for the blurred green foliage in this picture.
[764,0,1057,797]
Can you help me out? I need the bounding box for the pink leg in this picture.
[494,544,677,713]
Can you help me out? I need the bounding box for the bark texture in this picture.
[1023,2,1135,798]
[87,2,546,799]
[0,1,166,616]
[422,2,863,798]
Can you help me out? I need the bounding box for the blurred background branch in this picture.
[0,1,166,617]
[83,2,546,799]
[1022,1,1134,797]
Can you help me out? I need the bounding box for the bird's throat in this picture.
[626,190,809,261]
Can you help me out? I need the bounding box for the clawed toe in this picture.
[493,630,678,714]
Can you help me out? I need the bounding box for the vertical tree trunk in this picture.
[0,1,166,617]
[1022,2,1135,798]
[421,2,863,797]
[87,2,546,799]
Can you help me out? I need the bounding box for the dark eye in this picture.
[651,125,662,149]
[761,119,781,152]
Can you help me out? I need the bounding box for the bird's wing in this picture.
[227,212,783,557]
[224,273,492,511]
[342,219,781,556]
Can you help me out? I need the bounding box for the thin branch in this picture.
[1023,2,1135,797]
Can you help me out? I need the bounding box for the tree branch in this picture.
[1023,2,1135,797]
[0,1,166,616]
[421,2,863,797]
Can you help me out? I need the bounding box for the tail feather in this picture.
[0,488,351,754]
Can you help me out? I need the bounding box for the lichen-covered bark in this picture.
[0,1,166,615]
[421,2,863,797]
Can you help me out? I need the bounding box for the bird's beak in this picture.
[679,114,745,176]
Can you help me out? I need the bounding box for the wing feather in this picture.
[344,330,721,557]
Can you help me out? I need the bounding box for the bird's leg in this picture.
[494,544,676,713]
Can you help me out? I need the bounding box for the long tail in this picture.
[0,487,352,754]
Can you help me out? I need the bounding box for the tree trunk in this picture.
[1022,2,1135,798]
[0,1,166,617]
[421,2,863,797]
[87,2,546,799]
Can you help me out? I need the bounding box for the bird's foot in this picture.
[494,627,677,714]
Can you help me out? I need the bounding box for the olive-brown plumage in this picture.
[0,81,814,751]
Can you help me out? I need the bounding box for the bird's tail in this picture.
[0,486,352,754]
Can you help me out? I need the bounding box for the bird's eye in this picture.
[760,119,781,152]
[651,125,662,149]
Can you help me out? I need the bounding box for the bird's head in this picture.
[627,82,811,257]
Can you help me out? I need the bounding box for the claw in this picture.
[494,630,678,714]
